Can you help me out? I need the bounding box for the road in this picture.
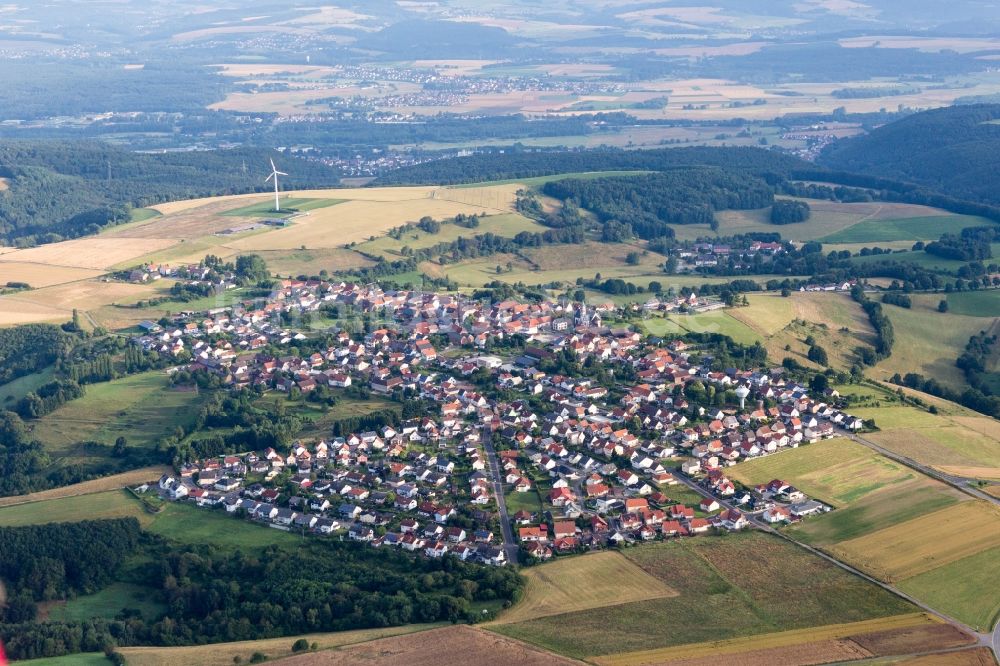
[670,472,998,658]
[840,428,1000,506]
[482,436,520,565]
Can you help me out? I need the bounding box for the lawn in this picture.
[31,371,206,466]
[820,215,993,243]
[221,197,346,218]
[47,582,165,623]
[504,489,543,516]
[898,545,1000,631]
[830,501,1000,582]
[493,551,677,625]
[490,532,914,659]
[727,438,915,506]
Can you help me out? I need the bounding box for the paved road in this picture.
[840,428,1000,506]
[482,437,520,565]
[671,472,996,657]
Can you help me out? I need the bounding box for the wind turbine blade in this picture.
[270,158,277,171]
[275,171,288,176]
[265,173,274,183]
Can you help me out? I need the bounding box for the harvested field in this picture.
[0,237,177,270]
[225,198,498,251]
[119,624,445,666]
[494,551,677,624]
[727,438,915,507]
[0,466,171,508]
[850,622,975,655]
[831,501,1000,581]
[0,263,103,288]
[898,648,999,665]
[589,613,939,666]
[0,297,73,325]
[269,625,582,666]
[10,280,168,313]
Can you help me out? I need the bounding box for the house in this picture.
[699,498,720,513]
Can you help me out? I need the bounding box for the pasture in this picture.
[119,624,445,666]
[820,214,993,243]
[490,532,913,659]
[727,438,915,506]
[46,582,165,622]
[493,550,678,624]
[642,311,760,345]
[936,290,1000,317]
[830,501,1000,582]
[30,371,205,467]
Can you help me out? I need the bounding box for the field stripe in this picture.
[0,466,172,508]
[588,613,936,665]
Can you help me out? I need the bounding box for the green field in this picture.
[504,489,543,516]
[727,438,914,506]
[847,249,970,274]
[0,366,55,404]
[222,197,346,218]
[16,654,111,666]
[130,208,162,223]
[0,490,299,548]
[47,582,165,623]
[939,290,1000,317]
[453,170,652,189]
[357,213,543,259]
[820,215,993,243]
[490,532,913,659]
[788,481,962,545]
[642,311,760,345]
[31,372,206,467]
[897,544,1000,631]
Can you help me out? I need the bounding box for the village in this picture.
[143,276,865,566]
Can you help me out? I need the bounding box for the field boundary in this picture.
[0,465,171,508]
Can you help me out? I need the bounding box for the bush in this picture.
[292,639,310,653]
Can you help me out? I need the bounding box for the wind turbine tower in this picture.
[265,158,288,212]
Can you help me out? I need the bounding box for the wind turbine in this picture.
[264,158,288,213]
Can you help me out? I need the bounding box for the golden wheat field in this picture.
[0,262,105,288]
[0,237,178,270]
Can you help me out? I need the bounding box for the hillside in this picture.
[819,104,1000,205]
[0,142,339,246]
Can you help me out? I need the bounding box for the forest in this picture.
[0,324,74,384]
[819,104,1000,205]
[0,142,339,245]
[0,519,524,660]
[541,170,774,239]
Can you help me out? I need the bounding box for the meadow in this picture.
[727,438,915,506]
[935,290,1000,317]
[897,545,1000,632]
[490,532,914,659]
[642,311,761,345]
[493,551,678,624]
[46,582,165,623]
[820,214,993,243]
[30,371,206,470]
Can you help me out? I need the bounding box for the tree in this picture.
[807,344,829,366]
[938,299,949,313]
[113,436,127,457]
[291,639,309,653]
[625,251,641,265]
[235,255,269,283]
[809,373,829,393]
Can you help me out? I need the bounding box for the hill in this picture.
[819,104,1000,205]
[0,142,339,246]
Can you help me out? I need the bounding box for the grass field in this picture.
[47,582,165,623]
[221,197,346,218]
[31,372,205,467]
[788,479,963,545]
[119,624,445,666]
[357,213,542,259]
[872,303,994,388]
[490,532,914,659]
[937,290,1000,317]
[0,465,171,508]
[820,215,993,243]
[254,247,374,276]
[897,545,1000,632]
[0,490,300,548]
[16,655,111,666]
[0,366,55,404]
[728,438,915,506]
[493,551,678,624]
[642,311,761,345]
[590,613,947,666]
[831,501,1000,582]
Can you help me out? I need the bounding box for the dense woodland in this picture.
[0,325,74,384]
[542,170,773,239]
[0,519,524,660]
[820,104,1000,205]
[0,142,339,245]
